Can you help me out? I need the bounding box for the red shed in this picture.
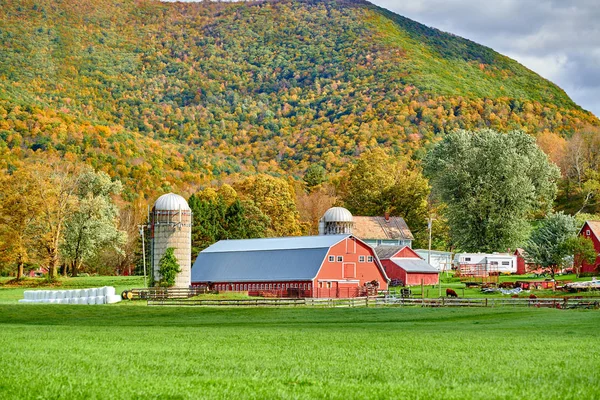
[191,234,388,298]
[579,221,600,274]
[375,246,439,286]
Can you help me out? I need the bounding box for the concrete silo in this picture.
[151,193,192,288]
[318,207,354,235]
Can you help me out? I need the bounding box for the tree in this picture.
[158,247,181,287]
[338,148,431,246]
[189,186,270,256]
[0,169,43,279]
[60,170,126,276]
[562,236,597,277]
[425,129,560,252]
[525,212,578,280]
[303,164,327,192]
[31,163,82,279]
[235,175,303,236]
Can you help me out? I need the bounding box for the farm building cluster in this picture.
[149,193,600,299]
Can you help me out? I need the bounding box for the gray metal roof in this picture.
[201,235,348,253]
[191,248,329,282]
[374,246,405,260]
[389,258,439,273]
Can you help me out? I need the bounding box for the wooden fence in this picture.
[147,296,600,309]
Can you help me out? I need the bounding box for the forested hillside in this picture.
[0,0,597,201]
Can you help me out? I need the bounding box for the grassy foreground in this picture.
[0,306,598,399]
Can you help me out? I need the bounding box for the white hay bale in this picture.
[87,296,97,305]
[89,288,98,297]
[23,291,33,300]
[96,287,106,296]
[68,297,78,304]
[48,291,57,300]
[96,296,106,305]
[105,286,116,297]
[106,295,121,304]
[58,298,68,304]
[77,297,87,305]
[63,290,73,299]
[56,291,65,300]
[73,289,82,298]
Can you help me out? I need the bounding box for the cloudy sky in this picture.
[372,0,600,117]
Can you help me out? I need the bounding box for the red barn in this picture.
[578,221,600,274]
[191,235,388,298]
[375,246,439,286]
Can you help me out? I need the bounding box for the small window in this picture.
[490,261,499,266]
[465,257,471,262]
[359,255,365,263]
[327,282,331,289]
[502,261,510,266]
[587,230,591,236]
[367,256,373,262]
[319,282,323,288]
[328,255,335,262]
[337,256,343,262]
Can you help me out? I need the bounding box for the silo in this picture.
[151,193,192,288]
[318,207,354,235]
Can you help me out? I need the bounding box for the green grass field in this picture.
[1,305,599,399]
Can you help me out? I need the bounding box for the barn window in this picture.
[367,256,373,262]
[359,256,365,262]
[587,230,591,236]
[319,282,323,288]
[502,261,510,266]
[327,282,332,289]
[337,256,343,262]
[328,255,335,262]
[308,284,311,289]
[465,257,471,262]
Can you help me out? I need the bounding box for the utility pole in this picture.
[138,225,148,288]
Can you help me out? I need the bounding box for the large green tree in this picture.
[424,129,560,252]
[525,212,578,280]
[60,169,126,276]
[189,186,270,257]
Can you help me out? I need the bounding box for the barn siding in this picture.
[580,222,600,273]
[314,237,388,297]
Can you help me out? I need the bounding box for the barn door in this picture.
[343,263,356,279]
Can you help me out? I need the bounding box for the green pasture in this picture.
[1,306,599,399]
[0,276,145,304]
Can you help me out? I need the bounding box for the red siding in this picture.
[580,222,600,274]
[314,237,388,297]
[515,252,526,275]
[381,259,439,286]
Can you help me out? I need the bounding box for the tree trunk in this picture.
[17,261,24,280]
[71,260,79,277]
[47,247,59,280]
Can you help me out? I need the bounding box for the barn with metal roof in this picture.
[191,234,388,298]
[375,246,439,286]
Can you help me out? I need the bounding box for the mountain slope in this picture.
[0,0,597,199]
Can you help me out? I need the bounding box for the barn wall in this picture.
[580,223,600,273]
[404,272,439,286]
[315,237,388,297]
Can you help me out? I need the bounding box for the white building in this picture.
[453,253,517,274]
[414,249,453,272]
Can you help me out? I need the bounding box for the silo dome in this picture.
[154,193,191,211]
[323,207,353,223]
[319,207,353,235]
